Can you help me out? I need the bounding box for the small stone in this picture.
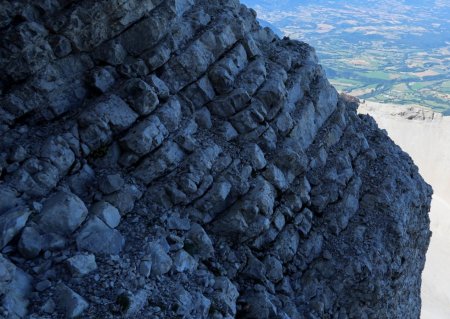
[56,283,89,318]
[271,225,299,263]
[138,259,152,277]
[246,143,267,170]
[165,185,188,205]
[118,57,149,78]
[120,116,168,157]
[167,213,191,231]
[192,292,211,318]
[273,213,285,231]
[38,191,88,236]
[242,35,262,58]
[264,256,284,283]
[177,135,198,153]
[263,164,288,191]
[103,184,143,215]
[123,289,148,318]
[144,44,171,71]
[91,67,115,93]
[185,224,214,260]
[6,162,20,173]
[91,201,121,228]
[9,145,27,162]
[68,164,96,197]
[0,186,21,213]
[35,280,52,292]
[261,126,278,151]
[99,174,124,194]
[66,254,97,276]
[299,176,311,204]
[217,121,238,141]
[147,242,172,276]
[79,95,139,150]
[195,107,212,129]
[44,250,52,259]
[18,227,42,259]
[296,208,313,237]
[174,287,193,316]
[94,40,127,65]
[42,298,56,314]
[147,74,170,100]
[41,233,67,251]
[242,253,266,281]
[277,277,294,296]
[157,98,182,132]
[239,290,277,319]
[121,79,159,115]
[32,202,43,212]
[275,112,294,135]
[49,35,72,58]
[0,254,32,318]
[212,277,239,316]
[0,206,32,249]
[76,217,125,255]
[173,250,197,273]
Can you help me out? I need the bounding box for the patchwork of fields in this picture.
[243,0,450,114]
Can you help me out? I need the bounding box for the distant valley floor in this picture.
[242,0,450,114]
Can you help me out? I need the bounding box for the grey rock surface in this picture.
[0,0,431,318]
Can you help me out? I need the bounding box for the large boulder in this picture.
[76,217,125,255]
[0,207,31,249]
[0,254,32,318]
[37,191,88,236]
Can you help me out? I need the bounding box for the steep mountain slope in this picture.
[0,1,431,318]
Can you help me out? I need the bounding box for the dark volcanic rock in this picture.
[0,1,431,318]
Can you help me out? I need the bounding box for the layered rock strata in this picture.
[0,0,431,318]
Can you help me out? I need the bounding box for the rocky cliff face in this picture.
[0,1,432,318]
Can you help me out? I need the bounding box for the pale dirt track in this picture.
[359,101,450,319]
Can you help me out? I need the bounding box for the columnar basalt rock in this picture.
[0,0,431,318]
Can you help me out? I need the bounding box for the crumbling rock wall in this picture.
[0,0,431,318]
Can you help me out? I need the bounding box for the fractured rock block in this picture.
[66,254,98,276]
[55,283,89,318]
[120,78,160,116]
[79,95,138,150]
[146,242,173,276]
[18,227,42,259]
[121,116,168,156]
[38,191,88,236]
[0,254,32,318]
[91,201,121,229]
[0,206,31,249]
[76,217,125,255]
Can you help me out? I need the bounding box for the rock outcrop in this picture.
[0,1,431,318]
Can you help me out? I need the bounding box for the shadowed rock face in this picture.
[0,1,431,318]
